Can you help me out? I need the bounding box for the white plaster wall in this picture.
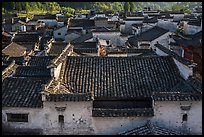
[2,100,202,135]
[57,22,64,27]
[42,101,150,135]
[157,20,177,32]
[53,27,67,40]
[184,24,202,35]
[93,32,125,46]
[124,21,143,34]
[151,32,172,47]
[42,101,95,135]
[2,107,43,131]
[120,24,125,33]
[38,19,57,27]
[54,63,62,80]
[152,101,202,135]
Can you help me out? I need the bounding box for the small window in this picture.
[59,115,64,123]
[58,33,61,35]
[7,113,28,122]
[182,114,188,121]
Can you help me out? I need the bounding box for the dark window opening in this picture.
[182,114,188,121]
[59,115,64,123]
[93,99,152,109]
[7,113,28,122]
[58,33,61,35]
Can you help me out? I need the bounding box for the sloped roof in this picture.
[128,26,169,47]
[13,66,51,78]
[71,32,93,44]
[44,56,201,101]
[2,77,50,108]
[2,42,27,57]
[154,43,192,66]
[48,42,69,56]
[68,19,95,29]
[28,56,56,67]
[119,121,184,135]
[13,33,40,43]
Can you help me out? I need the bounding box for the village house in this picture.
[53,26,68,41]
[11,20,27,32]
[2,41,202,134]
[127,25,170,49]
[12,32,42,52]
[68,18,95,34]
[64,29,82,43]
[2,5,202,135]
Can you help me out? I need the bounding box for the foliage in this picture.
[2,2,61,15]
[61,7,75,17]
[124,2,130,12]
[129,2,136,12]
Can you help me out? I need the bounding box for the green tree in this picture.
[129,2,136,12]
[124,2,130,12]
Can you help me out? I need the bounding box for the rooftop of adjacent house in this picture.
[71,32,93,44]
[44,56,201,102]
[15,42,36,53]
[2,77,50,108]
[72,41,97,49]
[172,31,202,47]
[2,42,27,57]
[13,32,40,43]
[128,26,169,48]
[12,66,51,78]
[27,56,56,67]
[68,18,95,29]
[91,27,120,32]
[119,121,184,135]
[154,43,193,66]
[48,42,69,56]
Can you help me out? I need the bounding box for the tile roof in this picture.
[2,77,50,108]
[13,66,51,78]
[2,42,27,57]
[13,33,40,43]
[92,108,154,117]
[119,121,184,135]
[48,44,73,67]
[72,42,97,49]
[68,19,95,29]
[71,32,93,44]
[27,56,56,67]
[8,56,25,65]
[186,76,202,93]
[48,42,69,56]
[154,43,193,66]
[128,26,169,47]
[44,56,201,101]
[172,31,202,47]
[15,42,36,53]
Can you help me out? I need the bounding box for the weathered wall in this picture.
[54,62,62,80]
[2,100,202,135]
[2,107,43,133]
[42,101,150,135]
[152,101,202,135]
[42,101,95,135]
